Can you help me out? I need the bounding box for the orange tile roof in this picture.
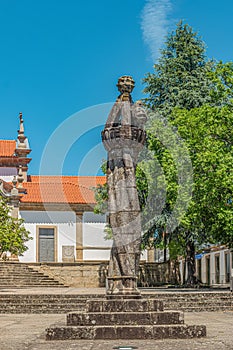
[0,178,13,192]
[21,176,106,204]
[0,140,16,157]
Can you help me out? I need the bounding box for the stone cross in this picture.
[102,76,147,298]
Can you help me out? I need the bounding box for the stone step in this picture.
[166,301,233,307]
[67,310,184,326]
[0,279,62,283]
[0,271,58,274]
[145,292,231,298]
[0,307,85,314]
[46,324,206,340]
[87,298,164,312]
[155,296,233,303]
[0,285,66,288]
[0,279,63,283]
[0,277,61,281]
[0,294,86,299]
[0,300,84,305]
[0,292,231,314]
[0,262,66,287]
[175,306,233,312]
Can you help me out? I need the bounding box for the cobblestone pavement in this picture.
[0,312,232,350]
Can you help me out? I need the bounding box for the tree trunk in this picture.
[183,256,186,285]
[163,232,167,262]
[186,240,197,286]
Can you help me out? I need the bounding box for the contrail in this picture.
[141,0,173,61]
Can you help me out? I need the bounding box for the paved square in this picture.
[0,312,232,350]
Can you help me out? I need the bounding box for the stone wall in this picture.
[29,261,176,288]
[29,262,108,288]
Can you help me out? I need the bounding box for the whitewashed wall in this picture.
[83,212,112,260]
[0,167,17,182]
[19,210,149,263]
[19,211,76,262]
[82,212,148,261]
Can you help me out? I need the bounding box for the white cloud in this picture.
[141,0,173,61]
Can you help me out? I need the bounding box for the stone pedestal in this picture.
[46,298,206,340]
[106,276,141,299]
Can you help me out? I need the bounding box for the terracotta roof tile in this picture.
[0,140,16,157]
[21,176,106,204]
[0,178,13,192]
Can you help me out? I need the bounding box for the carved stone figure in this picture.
[102,76,147,297]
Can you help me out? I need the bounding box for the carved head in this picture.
[132,100,147,128]
[117,76,135,94]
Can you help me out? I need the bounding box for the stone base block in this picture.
[67,311,184,326]
[46,324,206,340]
[45,298,206,341]
[86,298,164,312]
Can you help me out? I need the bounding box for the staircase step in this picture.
[0,262,66,287]
[67,310,184,326]
[46,324,206,340]
[0,292,231,313]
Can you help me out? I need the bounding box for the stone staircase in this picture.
[0,295,86,313]
[0,262,67,288]
[0,291,231,314]
[147,292,233,312]
[46,298,206,340]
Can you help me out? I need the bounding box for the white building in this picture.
[0,113,112,263]
[178,246,232,287]
[0,113,148,265]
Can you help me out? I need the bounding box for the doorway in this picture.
[37,227,57,262]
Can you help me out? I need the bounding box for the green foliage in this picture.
[143,21,213,113]
[93,183,108,215]
[93,160,108,215]
[168,238,185,261]
[0,199,32,258]
[208,61,233,106]
[171,105,233,247]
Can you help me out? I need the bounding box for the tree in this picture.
[143,22,233,285]
[143,21,213,114]
[208,61,233,107]
[171,105,233,247]
[0,199,31,259]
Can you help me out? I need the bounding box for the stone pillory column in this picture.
[102,76,147,298]
[46,77,207,341]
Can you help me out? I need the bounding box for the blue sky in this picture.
[0,0,232,176]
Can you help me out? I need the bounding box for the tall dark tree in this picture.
[144,21,213,113]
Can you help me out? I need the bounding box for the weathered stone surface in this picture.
[0,262,66,288]
[102,76,147,297]
[67,311,184,326]
[45,297,206,340]
[46,324,206,340]
[62,246,75,262]
[46,326,95,340]
[0,291,231,314]
[86,298,164,312]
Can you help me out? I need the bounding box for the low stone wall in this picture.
[29,262,108,288]
[29,261,176,288]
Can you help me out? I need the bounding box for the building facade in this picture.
[0,114,113,263]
